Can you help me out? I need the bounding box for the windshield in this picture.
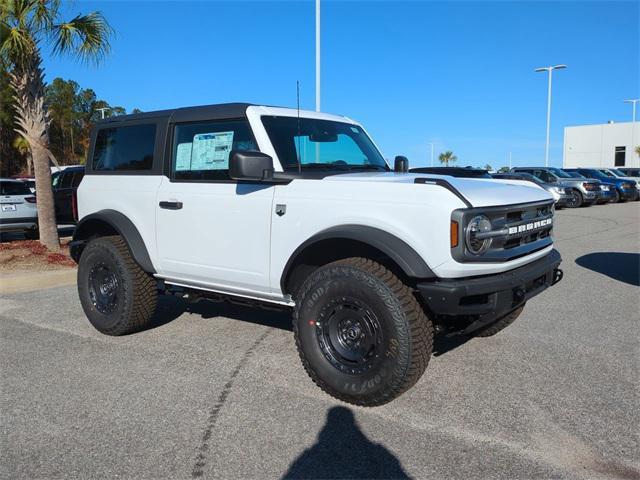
[548,167,572,179]
[261,116,389,172]
[598,169,615,178]
[566,171,585,179]
[609,168,625,176]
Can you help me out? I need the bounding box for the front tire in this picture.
[78,235,158,336]
[294,258,433,406]
[566,189,583,208]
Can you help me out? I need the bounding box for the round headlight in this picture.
[466,215,492,255]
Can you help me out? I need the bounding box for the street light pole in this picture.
[535,64,567,167]
[315,0,320,112]
[624,99,639,159]
[96,107,110,119]
[428,142,435,166]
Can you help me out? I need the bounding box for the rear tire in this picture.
[475,306,524,337]
[294,257,433,406]
[78,235,158,336]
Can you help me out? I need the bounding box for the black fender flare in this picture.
[72,209,156,273]
[280,225,435,292]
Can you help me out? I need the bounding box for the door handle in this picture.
[159,201,183,210]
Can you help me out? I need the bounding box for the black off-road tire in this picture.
[78,235,158,336]
[475,305,524,337]
[293,257,434,407]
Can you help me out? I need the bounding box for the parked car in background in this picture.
[602,169,640,200]
[564,168,638,202]
[0,178,38,239]
[51,166,84,224]
[563,171,616,204]
[408,166,493,178]
[510,167,599,208]
[619,167,640,177]
[492,172,572,207]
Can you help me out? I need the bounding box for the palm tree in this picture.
[635,145,640,157]
[1,1,112,250]
[12,134,32,175]
[438,151,458,167]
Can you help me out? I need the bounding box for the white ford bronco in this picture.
[71,103,563,406]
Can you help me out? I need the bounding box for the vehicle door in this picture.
[155,118,275,296]
[70,170,84,223]
[54,171,75,224]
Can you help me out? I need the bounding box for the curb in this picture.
[0,269,77,294]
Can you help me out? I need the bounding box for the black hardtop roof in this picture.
[98,102,256,125]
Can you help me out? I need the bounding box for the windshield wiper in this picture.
[346,165,388,171]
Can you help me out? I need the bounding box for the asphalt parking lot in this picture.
[1,202,639,479]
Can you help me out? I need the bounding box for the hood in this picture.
[323,172,552,208]
[557,179,592,187]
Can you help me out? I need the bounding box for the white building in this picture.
[563,121,640,168]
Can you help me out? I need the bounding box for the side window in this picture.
[72,171,84,187]
[92,124,156,171]
[51,172,61,188]
[172,120,256,181]
[60,172,74,189]
[538,171,553,182]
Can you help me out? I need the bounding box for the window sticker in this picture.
[175,142,193,171]
[191,131,235,171]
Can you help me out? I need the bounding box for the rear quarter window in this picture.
[92,124,157,171]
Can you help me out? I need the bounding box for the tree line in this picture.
[1,0,114,249]
[1,72,138,177]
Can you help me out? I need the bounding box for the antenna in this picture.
[296,80,302,174]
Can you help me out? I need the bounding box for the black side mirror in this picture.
[229,150,275,181]
[394,156,409,173]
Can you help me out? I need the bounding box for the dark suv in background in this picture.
[564,168,638,202]
[51,166,84,224]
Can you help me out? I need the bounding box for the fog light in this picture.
[466,215,492,255]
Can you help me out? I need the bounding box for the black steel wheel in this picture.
[87,262,120,314]
[78,235,158,336]
[294,257,433,406]
[316,296,384,376]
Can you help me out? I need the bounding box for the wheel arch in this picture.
[71,210,156,273]
[280,225,435,297]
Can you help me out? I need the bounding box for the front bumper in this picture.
[619,187,639,201]
[597,189,617,203]
[581,190,598,204]
[417,249,562,334]
[555,193,572,207]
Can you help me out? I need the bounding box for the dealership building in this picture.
[563,121,640,168]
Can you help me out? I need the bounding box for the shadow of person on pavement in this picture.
[575,252,640,287]
[282,406,411,480]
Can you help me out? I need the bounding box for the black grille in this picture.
[451,200,555,263]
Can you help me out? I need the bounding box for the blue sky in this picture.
[45,1,639,168]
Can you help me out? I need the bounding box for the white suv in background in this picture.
[0,179,38,239]
[70,103,563,405]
